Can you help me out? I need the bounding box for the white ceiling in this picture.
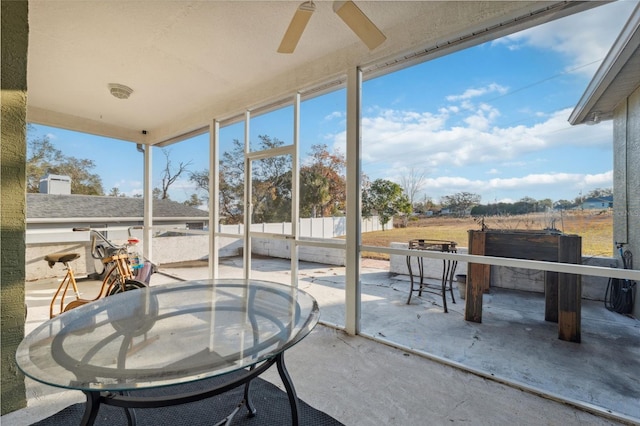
[26,1,596,146]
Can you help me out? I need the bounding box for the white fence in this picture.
[218,216,389,238]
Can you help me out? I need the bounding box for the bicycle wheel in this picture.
[107,279,147,296]
[107,280,159,336]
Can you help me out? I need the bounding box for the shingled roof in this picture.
[27,193,208,219]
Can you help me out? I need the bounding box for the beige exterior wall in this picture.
[1,0,29,414]
[613,85,640,317]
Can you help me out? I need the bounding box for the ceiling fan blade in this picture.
[333,1,386,50]
[277,1,316,54]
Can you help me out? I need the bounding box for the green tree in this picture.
[362,179,411,230]
[518,196,539,213]
[440,192,481,216]
[26,133,104,195]
[190,139,246,224]
[108,187,125,197]
[300,171,330,218]
[189,135,292,224]
[219,139,246,224]
[251,135,292,223]
[586,188,613,199]
[555,199,573,210]
[539,198,553,210]
[300,144,346,218]
[184,193,203,207]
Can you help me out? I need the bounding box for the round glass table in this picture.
[16,279,320,425]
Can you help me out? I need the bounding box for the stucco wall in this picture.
[26,235,345,281]
[1,0,28,414]
[613,85,640,316]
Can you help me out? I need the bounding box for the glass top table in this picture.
[16,279,320,425]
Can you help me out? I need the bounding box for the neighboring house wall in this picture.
[581,197,613,210]
[613,85,640,316]
[0,0,28,414]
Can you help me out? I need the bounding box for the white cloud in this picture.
[107,179,143,197]
[495,2,637,76]
[328,100,614,202]
[330,105,612,172]
[487,172,602,189]
[324,111,343,121]
[446,83,508,102]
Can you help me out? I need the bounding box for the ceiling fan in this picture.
[277,1,386,54]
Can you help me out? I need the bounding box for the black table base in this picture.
[405,239,458,313]
[80,352,299,426]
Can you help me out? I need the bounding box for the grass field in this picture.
[361,211,614,259]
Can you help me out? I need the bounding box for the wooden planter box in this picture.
[466,229,582,342]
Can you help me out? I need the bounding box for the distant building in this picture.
[581,195,613,210]
[26,193,209,244]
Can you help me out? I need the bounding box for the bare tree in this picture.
[159,148,192,200]
[399,168,426,209]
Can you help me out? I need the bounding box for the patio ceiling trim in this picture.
[153,125,209,148]
[361,0,599,79]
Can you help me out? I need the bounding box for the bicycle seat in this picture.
[44,253,80,268]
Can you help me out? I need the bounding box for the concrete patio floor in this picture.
[5,256,639,425]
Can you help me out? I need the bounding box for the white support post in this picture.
[291,93,301,287]
[244,111,252,279]
[209,119,220,279]
[143,144,153,261]
[345,67,362,335]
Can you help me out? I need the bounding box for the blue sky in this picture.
[30,1,638,206]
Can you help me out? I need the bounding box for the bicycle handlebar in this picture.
[74,227,143,259]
